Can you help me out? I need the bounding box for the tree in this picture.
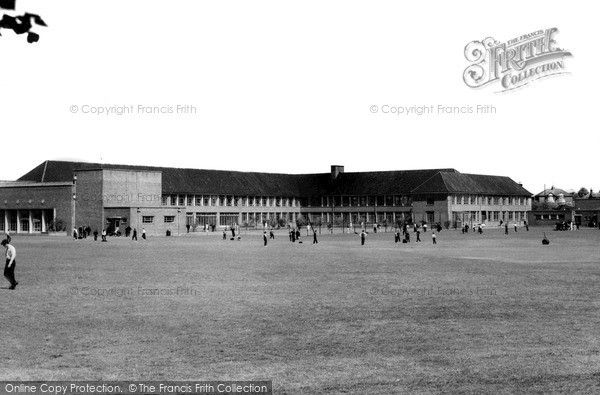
[577,187,589,198]
[0,0,46,43]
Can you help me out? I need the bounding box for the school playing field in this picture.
[1,227,599,393]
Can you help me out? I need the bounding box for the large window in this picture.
[142,216,154,224]
[164,216,175,223]
[426,196,435,206]
[196,213,217,227]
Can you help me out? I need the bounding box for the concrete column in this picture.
[28,209,32,233]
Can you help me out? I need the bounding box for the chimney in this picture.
[331,165,344,180]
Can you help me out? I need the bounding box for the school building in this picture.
[0,161,533,235]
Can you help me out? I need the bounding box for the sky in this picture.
[0,0,596,194]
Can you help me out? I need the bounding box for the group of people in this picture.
[262,227,319,246]
[73,226,146,242]
[392,226,438,244]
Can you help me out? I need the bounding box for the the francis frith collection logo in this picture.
[463,28,572,92]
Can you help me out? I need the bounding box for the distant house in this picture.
[533,187,575,206]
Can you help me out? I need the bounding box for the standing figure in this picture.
[360,230,366,245]
[416,230,421,242]
[269,230,275,239]
[505,224,509,235]
[263,231,268,247]
[223,230,227,240]
[101,229,107,242]
[73,227,78,240]
[313,230,318,244]
[93,229,98,241]
[432,232,437,244]
[2,239,17,290]
[514,223,518,232]
[141,228,146,240]
[132,228,138,241]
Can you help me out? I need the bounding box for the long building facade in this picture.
[0,161,533,235]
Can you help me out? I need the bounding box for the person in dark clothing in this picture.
[360,230,366,245]
[525,221,529,231]
[2,240,17,290]
[223,230,227,240]
[289,230,293,242]
[93,229,98,241]
[231,227,236,238]
[263,231,268,247]
[478,225,483,234]
[125,226,131,238]
[505,224,509,235]
[295,229,301,240]
[313,230,318,244]
[394,230,400,243]
[514,223,518,232]
[132,228,137,241]
[186,224,190,233]
[269,230,275,239]
[416,230,421,242]
[78,226,83,239]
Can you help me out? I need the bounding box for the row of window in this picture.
[452,211,528,222]
[534,214,566,220]
[161,195,297,208]
[161,195,414,208]
[452,195,530,206]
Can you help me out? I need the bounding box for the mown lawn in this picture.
[1,227,599,393]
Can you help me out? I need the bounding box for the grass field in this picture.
[1,227,600,393]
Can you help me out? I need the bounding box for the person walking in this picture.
[360,230,366,245]
[432,232,437,244]
[313,230,318,244]
[132,228,138,241]
[263,231,268,247]
[416,229,421,242]
[269,230,275,239]
[525,220,529,231]
[514,223,518,232]
[101,229,107,242]
[2,239,17,290]
[93,229,98,241]
[73,227,78,240]
[505,223,509,235]
[141,228,146,240]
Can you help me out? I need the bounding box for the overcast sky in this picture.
[0,1,595,194]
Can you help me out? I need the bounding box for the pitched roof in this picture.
[534,188,575,197]
[573,198,600,211]
[411,172,531,196]
[17,161,531,197]
[18,161,305,196]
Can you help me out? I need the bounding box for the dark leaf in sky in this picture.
[0,0,16,11]
[27,31,38,43]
